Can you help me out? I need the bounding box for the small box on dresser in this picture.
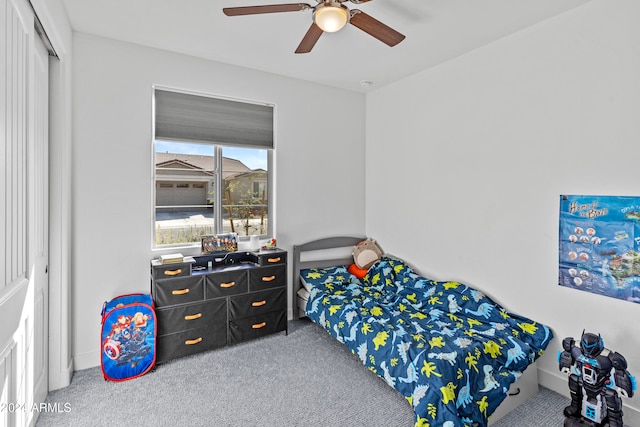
[150,249,288,364]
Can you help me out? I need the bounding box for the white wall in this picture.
[366,0,640,422]
[71,33,366,369]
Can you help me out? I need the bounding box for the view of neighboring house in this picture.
[154,153,268,241]
[155,153,267,209]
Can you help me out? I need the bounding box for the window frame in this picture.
[152,87,274,252]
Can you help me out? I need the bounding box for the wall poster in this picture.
[559,195,640,304]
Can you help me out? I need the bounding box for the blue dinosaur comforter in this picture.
[303,256,553,427]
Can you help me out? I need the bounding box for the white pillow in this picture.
[296,287,310,301]
[300,274,313,292]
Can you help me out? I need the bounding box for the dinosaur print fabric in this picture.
[303,257,553,427]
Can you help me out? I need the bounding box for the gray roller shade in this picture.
[155,89,273,149]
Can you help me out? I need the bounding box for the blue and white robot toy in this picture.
[558,331,636,427]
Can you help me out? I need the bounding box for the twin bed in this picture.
[292,236,553,427]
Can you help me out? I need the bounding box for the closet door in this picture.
[30,31,50,412]
[0,0,50,425]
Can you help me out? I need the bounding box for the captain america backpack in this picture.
[100,293,157,381]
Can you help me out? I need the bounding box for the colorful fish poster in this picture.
[559,195,640,304]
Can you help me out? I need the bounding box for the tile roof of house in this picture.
[155,152,251,179]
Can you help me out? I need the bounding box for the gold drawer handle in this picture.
[172,288,190,295]
[252,300,267,307]
[185,337,202,345]
[184,313,202,321]
[220,281,236,288]
[267,257,281,263]
[252,322,267,329]
[164,269,182,276]
[262,275,276,282]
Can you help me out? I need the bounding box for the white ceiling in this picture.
[61,0,590,93]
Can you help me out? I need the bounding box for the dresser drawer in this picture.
[156,299,226,336]
[228,310,286,344]
[228,287,286,320]
[154,275,204,307]
[256,251,287,266]
[249,264,286,291]
[156,324,227,364]
[205,270,248,299]
[152,262,191,280]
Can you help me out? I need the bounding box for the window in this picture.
[154,88,273,248]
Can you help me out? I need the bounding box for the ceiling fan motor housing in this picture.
[313,2,350,32]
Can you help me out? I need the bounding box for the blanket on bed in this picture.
[303,256,553,427]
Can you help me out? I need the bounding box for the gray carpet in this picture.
[38,320,569,427]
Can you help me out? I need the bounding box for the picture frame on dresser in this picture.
[201,232,238,254]
[150,249,287,364]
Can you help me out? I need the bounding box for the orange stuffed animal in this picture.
[348,263,369,279]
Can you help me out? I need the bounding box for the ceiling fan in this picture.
[222,1,405,54]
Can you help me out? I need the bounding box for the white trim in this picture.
[30,0,74,391]
[47,53,73,391]
[0,338,16,367]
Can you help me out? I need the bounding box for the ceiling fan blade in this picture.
[295,23,324,54]
[223,3,311,16]
[349,10,405,47]
[349,0,373,3]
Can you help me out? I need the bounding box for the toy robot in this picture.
[559,331,636,427]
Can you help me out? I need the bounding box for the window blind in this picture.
[155,89,274,149]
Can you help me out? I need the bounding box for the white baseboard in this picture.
[538,367,640,427]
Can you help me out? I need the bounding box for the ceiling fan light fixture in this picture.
[314,3,349,33]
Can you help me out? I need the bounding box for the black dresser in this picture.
[150,249,287,363]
